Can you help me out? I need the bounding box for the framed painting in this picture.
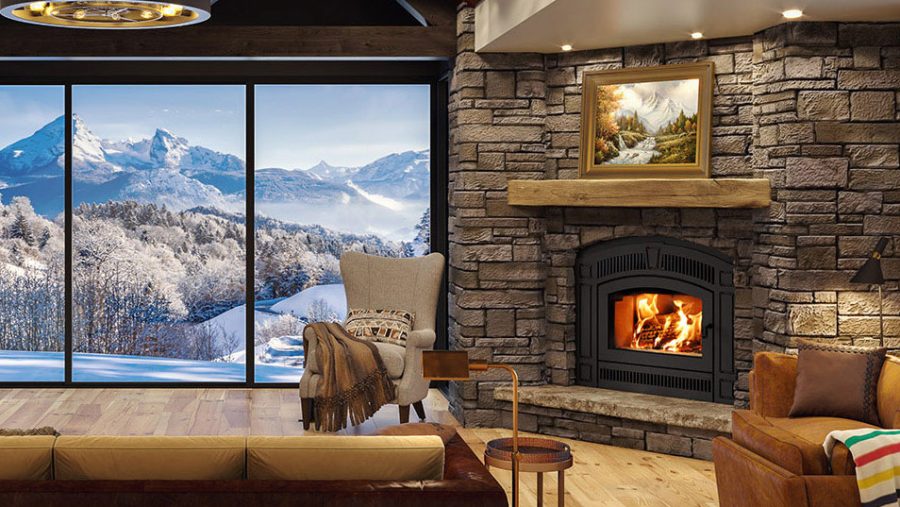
[579,61,714,179]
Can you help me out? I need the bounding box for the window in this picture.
[253,85,431,382]
[0,73,441,386]
[72,85,247,382]
[0,86,66,382]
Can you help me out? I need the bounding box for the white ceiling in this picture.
[475,0,900,53]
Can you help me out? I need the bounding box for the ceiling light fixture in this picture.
[782,9,803,19]
[561,44,573,52]
[690,32,703,39]
[0,1,210,29]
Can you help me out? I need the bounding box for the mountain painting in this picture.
[579,63,713,178]
[595,79,699,165]
[0,84,431,383]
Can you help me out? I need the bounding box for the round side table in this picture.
[484,437,573,507]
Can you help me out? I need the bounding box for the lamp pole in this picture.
[471,362,520,507]
[879,284,885,347]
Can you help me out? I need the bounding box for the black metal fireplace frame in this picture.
[576,236,735,404]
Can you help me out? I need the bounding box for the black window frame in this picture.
[0,60,449,388]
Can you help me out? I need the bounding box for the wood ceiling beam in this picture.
[0,24,456,58]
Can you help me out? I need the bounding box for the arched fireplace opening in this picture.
[576,236,735,404]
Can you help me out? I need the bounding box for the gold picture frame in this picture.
[579,61,714,179]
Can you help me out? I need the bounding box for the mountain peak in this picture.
[150,127,189,167]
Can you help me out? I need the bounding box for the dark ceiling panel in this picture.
[205,0,423,26]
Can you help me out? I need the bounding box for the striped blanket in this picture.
[825,429,900,507]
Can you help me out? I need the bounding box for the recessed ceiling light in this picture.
[782,9,803,19]
[0,1,211,29]
[690,32,704,39]
[561,44,573,52]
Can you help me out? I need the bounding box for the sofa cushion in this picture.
[54,436,246,480]
[0,436,56,480]
[878,355,900,428]
[733,410,877,476]
[789,340,885,425]
[768,416,878,475]
[372,341,405,379]
[247,435,444,481]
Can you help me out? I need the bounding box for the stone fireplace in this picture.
[576,236,735,404]
[446,6,900,459]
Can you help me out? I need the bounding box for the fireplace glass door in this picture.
[611,290,703,357]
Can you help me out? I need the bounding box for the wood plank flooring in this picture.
[0,388,719,506]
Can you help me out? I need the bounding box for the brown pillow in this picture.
[375,423,457,445]
[345,309,414,346]
[789,340,886,425]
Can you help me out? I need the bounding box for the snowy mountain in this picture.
[0,115,64,181]
[0,115,430,239]
[618,91,692,134]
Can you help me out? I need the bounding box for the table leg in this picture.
[558,471,565,507]
[537,472,543,507]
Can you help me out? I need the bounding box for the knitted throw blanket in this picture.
[307,322,395,432]
[825,429,900,507]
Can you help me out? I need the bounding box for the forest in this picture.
[0,196,427,362]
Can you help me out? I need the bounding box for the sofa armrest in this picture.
[713,437,810,507]
[750,352,798,418]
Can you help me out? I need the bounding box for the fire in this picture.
[617,292,703,355]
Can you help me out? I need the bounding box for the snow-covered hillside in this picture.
[270,283,347,321]
[0,350,300,383]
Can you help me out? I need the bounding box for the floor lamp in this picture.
[422,350,521,507]
[851,237,888,347]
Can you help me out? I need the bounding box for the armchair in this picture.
[299,251,445,429]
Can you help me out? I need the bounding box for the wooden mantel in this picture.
[507,178,772,208]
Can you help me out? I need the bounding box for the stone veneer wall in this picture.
[447,5,900,432]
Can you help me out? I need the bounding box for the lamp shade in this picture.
[851,237,888,285]
[422,351,472,381]
[0,1,211,29]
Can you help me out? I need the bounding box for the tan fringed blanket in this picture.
[307,322,395,432]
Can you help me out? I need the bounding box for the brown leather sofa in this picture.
[713,352,900,507]
[0,433,508,507]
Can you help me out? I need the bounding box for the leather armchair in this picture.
[713,352,900,507]
[299,252,445,429]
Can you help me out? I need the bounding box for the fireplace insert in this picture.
[576,236,734,403]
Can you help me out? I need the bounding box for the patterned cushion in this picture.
[345,309,414,346]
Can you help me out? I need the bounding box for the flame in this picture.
[627,293,702,354]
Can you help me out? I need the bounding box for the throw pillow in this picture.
[789,339,886,425]
[345,308,414,346]
[375,422,457,445]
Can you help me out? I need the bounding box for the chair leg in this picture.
[412,401,426,421]
[300,397,314,430]
[399,405,410,424]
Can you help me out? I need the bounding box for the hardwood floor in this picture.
[0,388,719,506]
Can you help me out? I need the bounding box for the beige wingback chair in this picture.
[299,251,445,430]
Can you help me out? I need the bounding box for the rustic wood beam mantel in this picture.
[507,178,772,208]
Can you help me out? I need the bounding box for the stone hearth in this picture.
[447,5,900,458]
[494,385,731,460]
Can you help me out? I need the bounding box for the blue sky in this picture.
[1,84,430,171]
[0,86,64,148]
[255,85,430,170]
[74,85,246,155]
